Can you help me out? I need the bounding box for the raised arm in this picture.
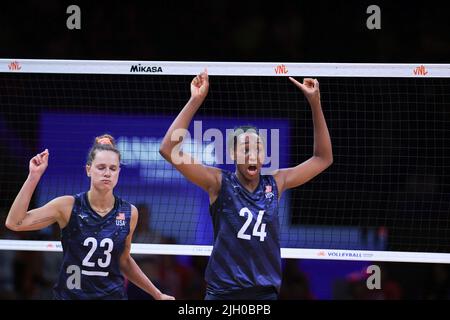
[273,78,333,196]
[5,149,71,231]
[159,70,221,200]
[119,205,175,300]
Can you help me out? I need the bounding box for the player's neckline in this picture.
[233,172,262,195]
[84,192,117,219]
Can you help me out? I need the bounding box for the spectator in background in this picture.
[425,264,450,299]
[333,263,403,300]
[0,208,17,299]
[127,203,166,299]
[132,203,164,244]
[182,256,208,300]
[279,260,314,300]
[39,224,64,299]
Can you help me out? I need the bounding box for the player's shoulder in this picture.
[48,195,76,220]
[218,168,232,180]
[127,204,138,227]
[114,194,131,208]
[261,172,277,180]
[123,202,137,218]
[261,172,278,189]
[50,195,75,208]
[130,204,138,215]
[205,165,223,182]
[108,195,135,219]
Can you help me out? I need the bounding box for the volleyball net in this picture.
[0,59,449,263]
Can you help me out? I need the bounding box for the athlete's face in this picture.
[232,132,265,181]
[86,150,120,191]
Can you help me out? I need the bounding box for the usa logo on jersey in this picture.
[116,213,126,226]
[265,185,274,199]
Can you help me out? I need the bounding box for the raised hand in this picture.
[190,69,209,102]
[29,149,49,178]
[289,77,321,104]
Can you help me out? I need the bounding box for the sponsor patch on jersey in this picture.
[265,185,274,199]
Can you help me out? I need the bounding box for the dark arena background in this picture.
[0,0,450,308]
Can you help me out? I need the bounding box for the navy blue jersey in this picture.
[205,170,281,294]
[54,192,131,300]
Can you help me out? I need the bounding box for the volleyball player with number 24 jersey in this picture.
[160,70,333,299]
